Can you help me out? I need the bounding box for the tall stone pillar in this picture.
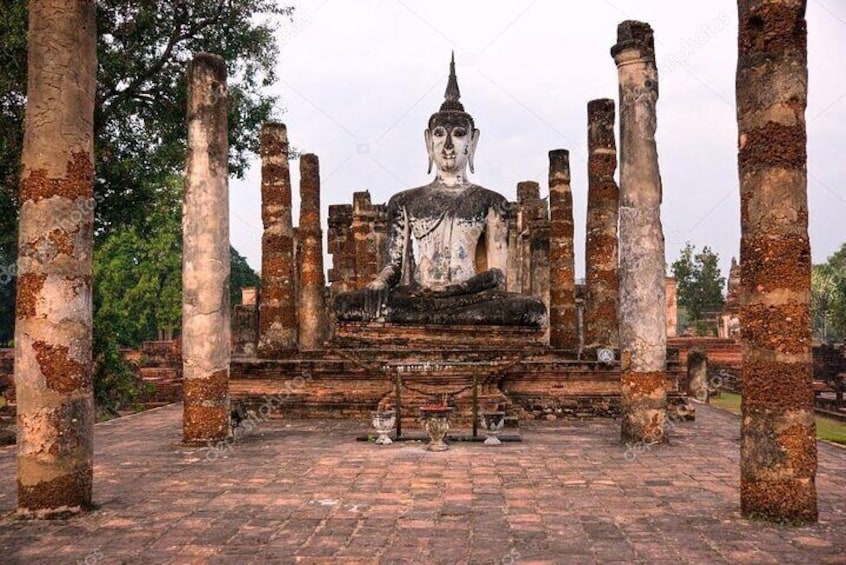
[352,191,378,289]
[530,205,550,319]
[505,203,520,293]
[14,0,97,517]
[373,204,389,272]
[737,0,817,523]
[297,154,327,350]
[584,99,620,348]
[182,53,231,445]
[548,150,577,349]
[611,21,667,444]
[517,181,540,295]
[257,123,297,357]
[327,204,355,295]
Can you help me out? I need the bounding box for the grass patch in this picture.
[710,391,741,415]
[816,417,846,445]
[709,391,846,445]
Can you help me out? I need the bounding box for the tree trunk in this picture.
[737,0,817,523]
[14,0,97,517]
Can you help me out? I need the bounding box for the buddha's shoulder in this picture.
[468,184,508,204]
[387,184,508,207]
[387,185,429,207]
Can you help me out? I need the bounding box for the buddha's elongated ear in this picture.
[468,128,480,174]
[424,129,434,174]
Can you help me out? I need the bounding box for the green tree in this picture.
[0,1,27,345]
[1,0,293,339]
[811,243,846,342]
[811,264,839,342]
[231,247,261,308]
[94,179,183,346]
[94,177,260,347]
[671,242,726,333]
[0,245,15,346]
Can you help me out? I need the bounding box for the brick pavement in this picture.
[0,404,844,564]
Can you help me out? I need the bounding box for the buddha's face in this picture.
[426,116,479,176]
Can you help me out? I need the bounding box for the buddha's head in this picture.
[426,54,480,177]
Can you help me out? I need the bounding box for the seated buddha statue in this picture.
[334,56,546,327]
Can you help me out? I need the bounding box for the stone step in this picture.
[332,322,547,349]
[139,367,179,381]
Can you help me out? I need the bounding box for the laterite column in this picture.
[584,99,620,348]
[258,123,297,356]
[548,150,577,349]
[182,53,231,444]
[352,191,378,289]
[737,0,817,522]
[612,21,668,444]
[15,0,97,517]
[297,154,327,350]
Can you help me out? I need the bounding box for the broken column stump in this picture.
[687,349,709,403]
[14,0,97,517]
[612,21,668,444]
[257,123,297,357]
[736,0,817,523]
[584,99,620,349]
[298,154,327,351]
[517,181,541,296]
[182,53,231,445]
[352,191,378,289]
[548,150,577,350]
[328,204,355,295]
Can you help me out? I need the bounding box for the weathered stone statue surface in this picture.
[335,56,546,326]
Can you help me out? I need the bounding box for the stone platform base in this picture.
[230,335,687,432]
[332,322,548,349]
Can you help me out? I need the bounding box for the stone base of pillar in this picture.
[17,468,94,518]
[620,370,667,444]
[183,370,230,445]
[740,405,818,523]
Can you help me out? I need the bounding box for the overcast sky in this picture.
[229,0,846,283]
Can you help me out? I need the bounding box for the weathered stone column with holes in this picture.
[530,205,550,321]
[373,203,388,274]
[505,203,520,293]
[327,204,355,295]
[257,123,297,357]
[687,349,708,402]
[182,53,231,445]
[584,99,620,348]
[14,0,97,517]
[298,154,327,350]
[612,21,667,444]
[548,150,577,349]
[737,0,817,523]
[352,191,378,289]
[517,181,540,295]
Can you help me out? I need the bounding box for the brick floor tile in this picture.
[0,404,844,563]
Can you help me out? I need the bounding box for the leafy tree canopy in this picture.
[2,0,292,230]
[1,0,291,343]
[812,243,846,343]
[670,242,726,328]
[94,176,260,348]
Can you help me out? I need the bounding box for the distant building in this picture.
[666,277,678,338]
[719,258,741,339]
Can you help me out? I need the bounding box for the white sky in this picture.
[229,0,846,282]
